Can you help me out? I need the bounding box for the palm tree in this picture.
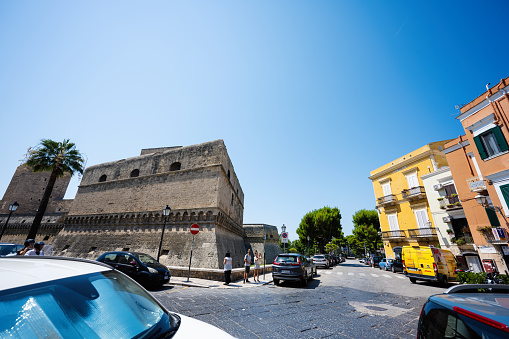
[24,139,85,240]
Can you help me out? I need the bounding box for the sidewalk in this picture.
[168,275,272,289]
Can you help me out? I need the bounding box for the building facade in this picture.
[369,141,451,259]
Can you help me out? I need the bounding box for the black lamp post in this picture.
[157,205,171,262]
[0,201,19,241]
[307,236,310,256]
[281,224,286,253]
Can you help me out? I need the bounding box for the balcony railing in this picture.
[402,186,426,200]
[382,230,407,239]
[467,176,486,192]
[407,227,437,238]
[483,227,509,244]
[438,196,462,210]
[377,194,397,207]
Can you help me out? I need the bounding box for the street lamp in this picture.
[157,205,171,262]
[307,236,310,256]
[0,201,19,241]
[281,224,286,253]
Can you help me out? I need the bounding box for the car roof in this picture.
[277,253,301,256]
[101,251,145,256]
[0,256,112,291]
[430,293,509,325]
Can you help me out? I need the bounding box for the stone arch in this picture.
[182,212,189,221]
[205,211,213,221]
[175,212,181,222]
[198,211,204,221]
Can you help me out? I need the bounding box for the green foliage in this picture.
[457,271,509,285]
[351,209,382,255]
[325,242,338,254]
[288,247,298,253]
[24,139,85,178]
[296,207,342,253]
[352,209,380,232]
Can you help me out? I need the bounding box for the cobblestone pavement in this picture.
[152,260,447,338]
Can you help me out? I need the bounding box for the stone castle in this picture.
[0,140,281,269]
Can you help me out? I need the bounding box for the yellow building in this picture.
[369,141,451,259]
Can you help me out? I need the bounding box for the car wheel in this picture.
[392,266,395,273]
[441,275,448,287]
[309,269,314,280]
[379,266,382,270]
[274,279,279,286]
[409,277,417,284]
[384,266,388,271]
[302,273,308,287]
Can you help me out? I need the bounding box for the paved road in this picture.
[152,259,450,338]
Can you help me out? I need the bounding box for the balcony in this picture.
[407,227,437,238]
[438,196,462,210]
[377,194,397,207]
[401,186,426,201]
[382,230,407,239]
[467,176,486,192]
[482,227,509,244]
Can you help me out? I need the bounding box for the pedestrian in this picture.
[25,242,44,256]
[18,239,35,256]
[243,248,252,283]
[254,250,261,283]
[223,252,232,285]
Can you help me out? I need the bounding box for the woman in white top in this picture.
[223,252,232,285]
[254,250,261,283]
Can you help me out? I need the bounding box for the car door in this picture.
[116,254,139,280]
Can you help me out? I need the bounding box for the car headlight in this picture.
[148,267,158,274]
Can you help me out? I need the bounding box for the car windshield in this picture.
[387,259,394,263]
[0,244,20,256]
[135,253,158,265]
[275,256,298,263]
[0,270,180,338]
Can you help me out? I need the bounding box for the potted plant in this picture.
[446,204,454,208]
[456,238,466,246]
[477,226,492,234]
[461,226,470,233]
[450,194,458,198]
[454,202,462,206]
[437,197,444,201]
[446,229,454,234]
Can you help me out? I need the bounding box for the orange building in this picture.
[446,77,509,273]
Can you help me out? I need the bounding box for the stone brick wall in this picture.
[243,224,282,264]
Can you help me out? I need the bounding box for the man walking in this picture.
[244,248,252,283]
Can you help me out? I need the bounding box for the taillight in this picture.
[291,258,301,266]
[433,263,438,274]
[453,306,509,333]
[273,259,280,265]
[402,260,406,269]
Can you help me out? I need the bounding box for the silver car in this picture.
[313,254,329,268]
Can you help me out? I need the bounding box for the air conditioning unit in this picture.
[442,216,452,223]
[433,184,443,191]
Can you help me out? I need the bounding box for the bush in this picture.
[457,271,509,285]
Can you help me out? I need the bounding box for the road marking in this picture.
[349,301,412,318]
[337,272,343,275]
[395,275,406,279]
[359,273,366,276]
[325,271,332,275]
[348,273,354,276]
[382,274,392,279]
[371,274,379,277]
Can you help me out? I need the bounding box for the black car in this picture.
[391,259,404,273]
[417,284,509,338]
[97,251,170,287]
[0,243,24,257]
[272,253,315,287]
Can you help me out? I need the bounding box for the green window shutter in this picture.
[474,135,488,160]
[486,207,501,227]
[492,125,509,152]
[501,184,509,208]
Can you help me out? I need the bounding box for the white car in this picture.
[0,256,234,338]
[312,254,329,268]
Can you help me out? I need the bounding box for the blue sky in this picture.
[1,1,508,240]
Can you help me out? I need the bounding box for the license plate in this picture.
[281,270,291,274]
[408,268,417,271]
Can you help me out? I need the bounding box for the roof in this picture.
[430,293,509,325]
[0,257,111,291]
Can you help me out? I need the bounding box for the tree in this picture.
[351,209,382,255]
[296,206,342,253]
[24,139,85,240]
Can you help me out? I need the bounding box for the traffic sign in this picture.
[190,224,200,235]
[281,232,288,243]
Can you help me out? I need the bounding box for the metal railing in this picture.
[382,230,407,239]
[377,194,396,206]
[483,227,509,244]
[438,196,462,210]
[402,186,426,200]
[407,227,437,238]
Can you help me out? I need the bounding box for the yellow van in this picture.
[402,246,458,285]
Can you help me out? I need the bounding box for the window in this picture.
[387,214,401,236]
[414,208,429,228]
[405,173,419,189]
[99,175,107,182]
[130,169,139,177]
[170,162,181,171]
[474,126,509,160]
[382,182,392,199]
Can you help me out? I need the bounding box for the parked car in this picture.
[273,253,314,287]
[370,255,382,268]
[0,243,24,257]
[391,259,404,273]
[403,246,458,285]
[0,256,233,338]
[96,251,170,288]
[339,255,345,263]
[417,284,509,338]
[324,254,333,267]
[313,254,329,268]
[378,258,393,271]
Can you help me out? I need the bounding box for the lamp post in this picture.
[281,224,286,253]
[307,236,310,256]
[0,201,19,241]
[157,205,171,262]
